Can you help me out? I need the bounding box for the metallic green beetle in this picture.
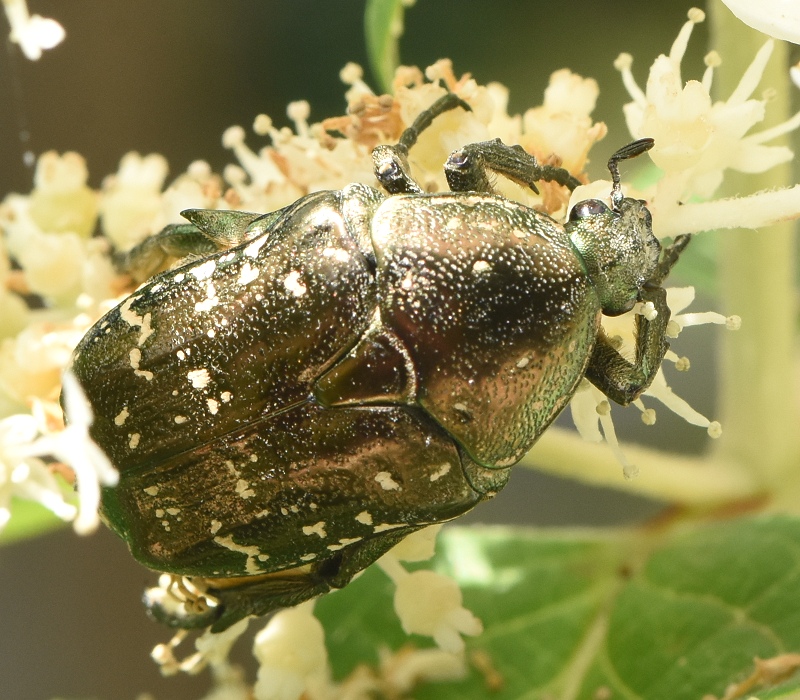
[68,95,688,631]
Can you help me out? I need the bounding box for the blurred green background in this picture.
[0,2,727,698]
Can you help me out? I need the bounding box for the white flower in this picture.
[152,617,250,688]
[720,0,800,44]
[0,412,76,530]
[392,569,483,654]
[386,524,442,562]
[3,0,64,60]
[252,602,332,700]
[613,8,800,238]
[376,645,467,694]
[100,152,170,251]
[17,371,118,534]
[521,68,607,175]
[28,151,98,237]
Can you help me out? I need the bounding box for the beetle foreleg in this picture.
[584,284,671,406]
[444,139,581,195]
[649,234,692,285]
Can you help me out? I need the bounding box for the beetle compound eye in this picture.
[568,199,609,222]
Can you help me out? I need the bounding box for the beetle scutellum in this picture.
[66,94,689,631]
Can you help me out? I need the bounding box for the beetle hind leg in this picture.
[445,139,582,195]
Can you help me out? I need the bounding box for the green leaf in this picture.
[364,0,408,93]
[315,517,800,699]
[0,498,66,545]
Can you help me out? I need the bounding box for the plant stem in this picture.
[521,427,758,506]
[708,0,800,491]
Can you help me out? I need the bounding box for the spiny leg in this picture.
[444,139,582,194]
[115,209,265,282]
[372,92,471,195]
[585,235,691,405]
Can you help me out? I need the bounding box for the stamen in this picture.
[669,9,705,69]
[613,53,647,107]
[701,51,721,92]
[728,40,774,106]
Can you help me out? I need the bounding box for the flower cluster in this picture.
[1,6,800,698]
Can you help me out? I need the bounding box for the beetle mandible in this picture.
[67,93,689,631]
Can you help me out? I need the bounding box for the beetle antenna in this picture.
[607,137,654,209]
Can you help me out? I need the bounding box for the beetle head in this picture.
[567,196,661,316]
[566,138,661,316]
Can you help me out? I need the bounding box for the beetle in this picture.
[67,93,689,631]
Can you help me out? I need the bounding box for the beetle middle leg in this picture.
[584,234,692,405]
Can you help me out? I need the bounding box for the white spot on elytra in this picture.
[207,398,219,414]
[283,270,307,297]
[355,511,373,526]
[114,407,129,426]
[430,463,452,482]
[207,329,216,338]
[516,356,530,368]
[238,261,259,286]
[401,270,414,290]
[322,247,351,262]
[373,523,405,533]
[327,537,363,552]
[129,348,154,381]
[195,281,219,312]
[302,521,327,538]
[119,297,153,346]
[300,553,317,561]
[129,433,141,449]
[176,350,186,361]
[236,479,255,499]
[244,236,268,259]
[187,368,211,389]
[210,520,222,534]
[191,260,216,281]
[213,535,263,574]
[174,273,185,283]
[174,415,188,424]
[143,485,159,496]
[472,260,491,273]
[374,471,400,491]
[220,391,233,403]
